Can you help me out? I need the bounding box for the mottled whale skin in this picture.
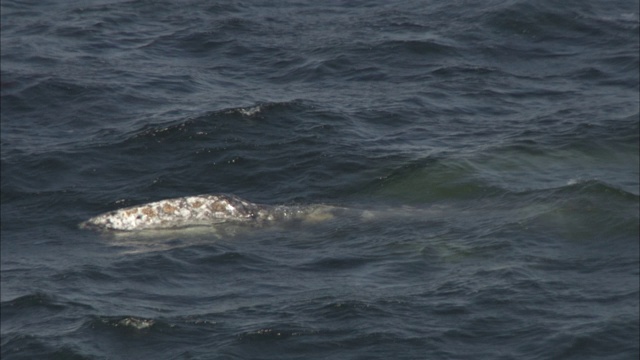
[80,194,337,232]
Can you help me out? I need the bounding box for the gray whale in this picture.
[80,194,339,232]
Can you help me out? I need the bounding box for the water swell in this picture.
[1,292,66,312]
[1,336,92,360]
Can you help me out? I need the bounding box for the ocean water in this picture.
[1,0,638,359]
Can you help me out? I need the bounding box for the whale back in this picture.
[79,194,343,232]
[80,194,265,232]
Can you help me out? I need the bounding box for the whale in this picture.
[79,194,340,232]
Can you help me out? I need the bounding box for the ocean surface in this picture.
[1,0,639,359]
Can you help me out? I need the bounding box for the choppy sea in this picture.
[1,0,639,359]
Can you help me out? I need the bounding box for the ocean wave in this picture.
[0,335,92,360]
[126,100,308,142]
[93,315,158,331]
[559,178,639,199]
[237,326,318,341]
[1,292,65,312]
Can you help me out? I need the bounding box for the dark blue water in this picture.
[1,0,638,359]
